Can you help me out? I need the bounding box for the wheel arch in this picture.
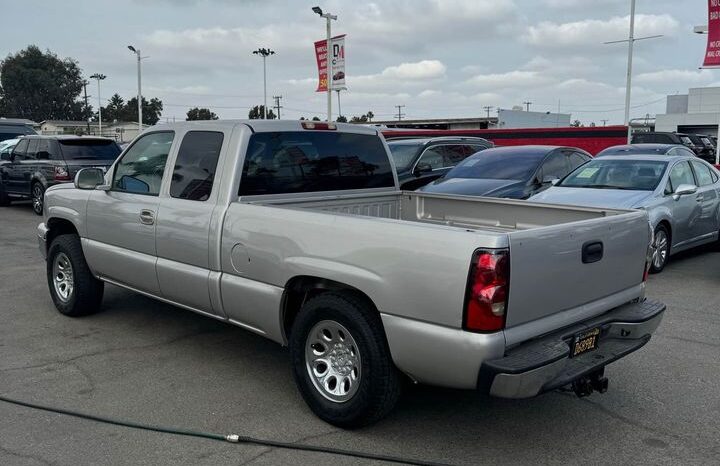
[281,275,380,343]
[46,217,80,254]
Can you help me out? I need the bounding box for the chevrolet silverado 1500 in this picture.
[38,120,665,427]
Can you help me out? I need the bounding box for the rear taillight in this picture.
[464,249,509,332]
[301,121,337,130]
[54,165,71,181]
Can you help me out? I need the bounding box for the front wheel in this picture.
[650,225,670,273]
[31,182,44,215]
[47,234,104,316]
[289,292,401,428]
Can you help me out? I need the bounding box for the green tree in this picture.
[100,93,126,123]
[186,107,219,121]
[0,45,87,121]
[248,105,276,119]
[336,115,348,123]
[312,116,321,121]
[366,111,374,122]
[350,114,368,123]
[570,120,582,127]
[122,96,163,125]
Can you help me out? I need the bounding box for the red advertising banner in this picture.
[315,34,346,92]
[703,0,720,67]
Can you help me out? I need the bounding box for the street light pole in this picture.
[253,48,275,119]
[128,46,143,132]
[313,6,337,122]
[89,73,106,136]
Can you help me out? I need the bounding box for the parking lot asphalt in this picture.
[1,202,719,466]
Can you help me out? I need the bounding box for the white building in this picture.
[39,120,149,143]
[655,87,720,136]
[496,109,571,129]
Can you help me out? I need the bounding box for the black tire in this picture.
[650,224,670,274]
[289,292,401,428]
[0,185,10,207]
[47,234,104,317]
[31,181,44,216]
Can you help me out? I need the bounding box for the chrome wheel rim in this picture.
[52,252,74,302]
[305,320,362,403]
[653,230,668,269]
[32,185,43,213]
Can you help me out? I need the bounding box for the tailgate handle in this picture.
[582,241,603,264]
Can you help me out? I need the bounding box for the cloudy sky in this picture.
[1,0,714,123]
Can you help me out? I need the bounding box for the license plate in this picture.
[571,328,600,358]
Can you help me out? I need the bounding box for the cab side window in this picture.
[417,146,445,170]
[25,140,39,160]
[170,131,224,201]
[112,132,174,195]
[541,152,569,180]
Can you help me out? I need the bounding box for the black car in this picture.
[631,132,703,157]
[420,145,591,199]
[0,135,122,215]
[596,143,696,157]
[386,136,493,190]
[0,120,36,143]
[681,133,715,162]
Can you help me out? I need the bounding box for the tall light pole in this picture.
[127,46,144,132]
[89,73,106,136]
[312,6,337,121]
[604,0,662,143]
[253,48,275,119]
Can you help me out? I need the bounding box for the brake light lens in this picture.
[301,121,337,130]
[464,249,509,332]
[54,165,71,181]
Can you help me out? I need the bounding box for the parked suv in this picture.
[0,120,36,143]
[631,132,703,157]
[0,135,122,214]
[386,136,493,190]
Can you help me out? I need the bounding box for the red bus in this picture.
[381,125,629,156]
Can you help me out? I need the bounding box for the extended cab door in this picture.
[155,130,228,317]
[84,131,175,294]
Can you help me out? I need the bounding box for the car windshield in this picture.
[59,139,121,160]
[444,150,544,180]
[559,159,668,191]
[387,142,422,171]
[680,136,694,146]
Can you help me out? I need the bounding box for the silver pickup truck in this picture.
[38,120,665,427]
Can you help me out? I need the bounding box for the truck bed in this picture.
[244,190,627,233]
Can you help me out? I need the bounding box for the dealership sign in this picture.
[314,34,346,92]
[703,0,720,67]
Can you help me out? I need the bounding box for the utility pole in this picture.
[253,48,275,119]
[604,0,663,143]
[127,46,146,132]
[395,105,405,121]
[82,81,90,133]
[273,95,283,120]
[483,106,493,118]
[601,119,609,126]
[523,101,532,112]
[312,6,337,121]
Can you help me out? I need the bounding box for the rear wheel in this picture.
[650,225,670,273]
[0,185,10,206]
[47,234,104,316]
[289,292,401,428]
[31,182,44,215]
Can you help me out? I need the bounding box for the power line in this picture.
[395,104,405,121]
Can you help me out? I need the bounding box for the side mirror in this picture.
[74,168,105,190]
[414,162,433,176]
[36,150,50,160]
[0,152,10,161]
[542,175,560,185]
[673,184,697,200]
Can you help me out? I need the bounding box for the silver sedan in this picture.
[530,154,720,273]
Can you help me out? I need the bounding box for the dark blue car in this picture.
[420,145,591,199]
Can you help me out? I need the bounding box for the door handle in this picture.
[139,209,155,225]
[581,241,604,264]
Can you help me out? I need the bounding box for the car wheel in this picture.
[0,185,10,206]
[31,182,45,215]
[47,234,104,317]
[289,292,401,428]
[650,225,670,274]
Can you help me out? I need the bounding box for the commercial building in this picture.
[655,87,720,136]
[371,108,571,130]
[39,120,148,142]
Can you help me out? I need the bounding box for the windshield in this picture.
[59,139,121,160]
[680,136,694,146]
[559,159,668,191]
[445,151,543,180]
[387,142,422,171]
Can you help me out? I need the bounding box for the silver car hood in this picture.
[529,187,654,209]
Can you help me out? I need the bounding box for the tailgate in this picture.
[505,210,650,328]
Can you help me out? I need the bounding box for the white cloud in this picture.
[635,69,716,85]
[522,14,679,49]
[466,70,556,89]
[380,60,446,80]
[542,0,624,8]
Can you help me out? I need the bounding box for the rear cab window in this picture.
[239,131,395,196]
[59,139,121,161]
[170,131,224,201]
